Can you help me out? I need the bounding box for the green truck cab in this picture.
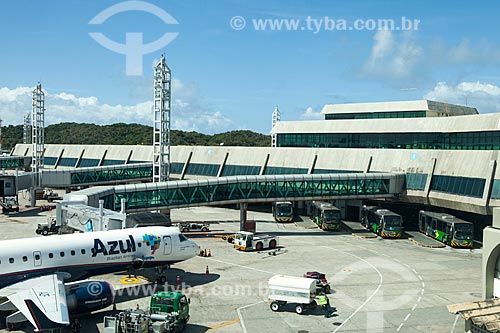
[150,291,190,332]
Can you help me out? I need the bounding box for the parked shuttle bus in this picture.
[310,201,342,231]
[273,201,294,222]
[418,211,473,248]
[361,205,404,238]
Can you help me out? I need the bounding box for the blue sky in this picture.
[1,0,500,134]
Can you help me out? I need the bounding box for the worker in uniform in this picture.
[70,318,82,333]
[316,292,330,318]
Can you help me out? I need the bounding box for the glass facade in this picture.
[58,157,78,167]
[313,169,359,174]
[170,162,185,174]
[405,173,427,190]
[184,163,220,176]
[264,166,308,175]
[108,176,394,211]
[430,175,485,198]
[101,159,125,166]
[0,157,28,169]
[78,158,100,168]
[221,165,260,176]
[491,180,500,200]
[44,156,57,166]
[277,131,500,150]
[325,111,426,120]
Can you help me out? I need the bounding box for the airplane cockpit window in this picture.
[179,234,188,242]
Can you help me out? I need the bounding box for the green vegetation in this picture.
[1,123,270,150]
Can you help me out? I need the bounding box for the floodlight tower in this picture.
[23,113,31,144]
[0,119,3,152]
[271,105,281,147]
[31,83,45,205]
[152,55,171,183]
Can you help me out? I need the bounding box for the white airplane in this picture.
[0,226,199,331]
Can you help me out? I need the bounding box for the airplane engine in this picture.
[65,281,114,314]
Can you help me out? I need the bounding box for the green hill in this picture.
[1,123,270,150]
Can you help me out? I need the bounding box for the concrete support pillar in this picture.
[239,202,248,231]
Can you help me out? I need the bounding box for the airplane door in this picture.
[33,251,42,267]
[163,236,172,255]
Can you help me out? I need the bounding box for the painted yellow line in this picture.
[352,233,377,239]
[119,277,141,284]
[208,317,240,330]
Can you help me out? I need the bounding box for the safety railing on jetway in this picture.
[69,173,405,213]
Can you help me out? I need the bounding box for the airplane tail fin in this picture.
[24,299,68,331]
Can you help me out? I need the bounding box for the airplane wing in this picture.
[0,273,69,331]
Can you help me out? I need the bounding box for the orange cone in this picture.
[207,249,211,257]
[205,265,209,275]
[204,249,207,257]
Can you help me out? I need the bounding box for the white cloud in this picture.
[300,106,323,120]
[0,82,233,133]
[362,29,422,81]
[424,81,500,113]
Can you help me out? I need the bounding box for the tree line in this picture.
[1,123,271,150]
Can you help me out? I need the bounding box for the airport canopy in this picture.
[448,298,500,332]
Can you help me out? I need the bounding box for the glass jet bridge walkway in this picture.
[69,173,405,213]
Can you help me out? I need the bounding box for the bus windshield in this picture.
[383,215,402,227]
[324,210,340,222]
[276,205,292,216]
[454,224,473,240]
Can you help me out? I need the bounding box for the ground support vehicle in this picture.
[268,275,318,314]
[233,231,278,251]
[0,198,19,213]
[361,205,404,238]
[35,217,60,236]
[310,201,342,231]
[179,223,210,232]
[272,201,294,222]
[102,292,190,333]
[419,210,474,247]
[42,189,63,202]
[304,271,331,294]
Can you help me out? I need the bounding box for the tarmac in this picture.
[0,203,483,333]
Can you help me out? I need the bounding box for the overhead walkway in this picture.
[41,163,153,187]
[67,173,405,213]
[0,156,31,169]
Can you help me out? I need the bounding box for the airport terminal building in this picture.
[12,99,500,230]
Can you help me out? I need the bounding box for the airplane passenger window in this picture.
[35,254,40,260]
[9,258,14,264]
[137,243,142,247]
[81,249,86,255]
[49,253,54,258]
[22,256,27,262]
[60,252,65,257]
[71,250,76,256]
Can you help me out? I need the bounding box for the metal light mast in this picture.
[152,55,171,183]
[0,119,3,152]
[271,105,281,147]
[23,113,32,144]
[32,83,45,192]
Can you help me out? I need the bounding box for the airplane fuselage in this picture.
[0,226,199,289]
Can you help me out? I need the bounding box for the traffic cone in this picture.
[176,275,181,286]
[207,249,211,257]
[205,265,209,275]
[204,249,207,257]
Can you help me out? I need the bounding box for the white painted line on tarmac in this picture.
[204,257,277,275]
[412,268,418,275]
[422,281,425,288]
[417,296,422,303]
[418,275,423,281]
[237,301,265,333]
[450,314,460,333]
[404,313,411,321]
[411,303,417,311]
[397,323,404,331]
